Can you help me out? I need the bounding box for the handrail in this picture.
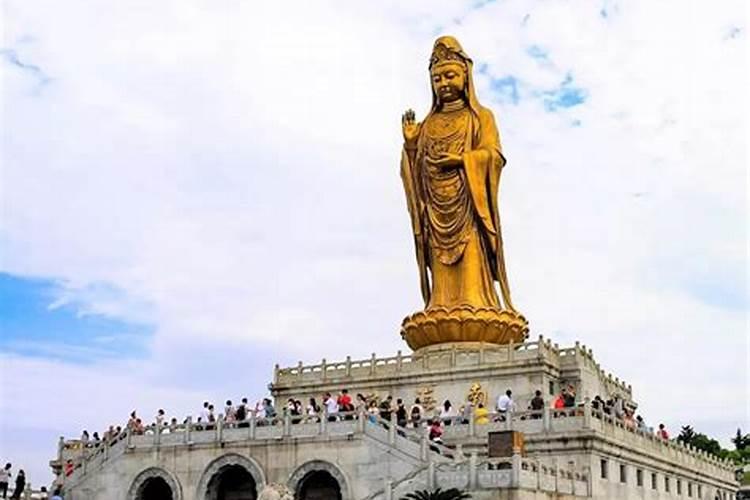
[60,401,734,487]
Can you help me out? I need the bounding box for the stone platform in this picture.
[272,336,634,413]
[53,337,738,500]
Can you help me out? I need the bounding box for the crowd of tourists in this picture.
[73,386,672,456]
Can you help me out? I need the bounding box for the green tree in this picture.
[732,428,750,451]
[675,425,750,464]
[402,488,472,500]
[677,425,696,445]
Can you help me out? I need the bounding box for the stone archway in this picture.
[197,453,266,500]
[128,467,182,500]
[288,461,350,500]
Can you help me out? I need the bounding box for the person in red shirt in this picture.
[337,389,353,419]
[428,419,443,442]
[657,423,669,440]
[428,418,444,454]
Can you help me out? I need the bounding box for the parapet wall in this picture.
[272,337,633,412]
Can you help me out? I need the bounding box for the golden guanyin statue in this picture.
[400,36,528,351]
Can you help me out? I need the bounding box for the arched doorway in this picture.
[206,464,257,500]
[297,471,342,500]
[138,476,174,500]
[128,468,182,500]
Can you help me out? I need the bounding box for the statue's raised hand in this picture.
[402,109,419,147]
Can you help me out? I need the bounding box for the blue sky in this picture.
[1,0,746,486]
[0,273,153,362]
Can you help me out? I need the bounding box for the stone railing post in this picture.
[248,410,257,439]
[321,358,328,381]
[583,398,592,428]
[356,408,365,434]
[320,408,328,435]
[454,443,464,464]
[383,479,392,500]
[217,415,224,442]
[553,458,559,492]
[511,452,521,488]
[388,413,396,445]
[396,350,403,370]
[370,353,377,375]
[57,436,64,463]
[450,344,457,367]
[345,356,352,376]
[283,412,291,437]
[543,406,551,432]
[154,424,161,447]
[469,406,476,437]
[273,363,279,384]
[508,340,515,361]
[23,484,31,500]
[104,435,110,460]
[506,409,513,431]
[126,427,133,448]
[297,361,303,379]
[420,427,429,461]
[469,452,478,490]
[184,416,192,444]
[478,342,485,365]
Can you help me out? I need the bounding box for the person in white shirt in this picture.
[323,392,338,421]
[199,402,210,424]
[496,389,514,420]
[255,401,267,425]
[155,409,165,433]
[0,463,11,499]
[439,400,458,425]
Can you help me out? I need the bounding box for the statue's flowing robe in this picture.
[400,104,516,313]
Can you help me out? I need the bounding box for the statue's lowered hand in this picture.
[402,108,420,146]
[427,152,463,168]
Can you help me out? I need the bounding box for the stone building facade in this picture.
[51,339,738,500]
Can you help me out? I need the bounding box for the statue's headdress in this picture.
[429,41,468,70]
[426,36,482,115]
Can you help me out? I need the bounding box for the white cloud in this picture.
[1,0,746,484]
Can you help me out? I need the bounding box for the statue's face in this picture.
[431,63,466,104]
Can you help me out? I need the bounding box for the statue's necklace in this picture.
[426,103,468,140]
